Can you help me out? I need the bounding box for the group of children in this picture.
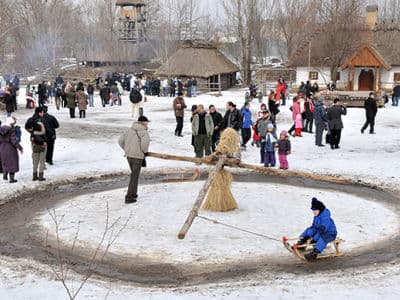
[249,103,291,170]
[262,124,291,169]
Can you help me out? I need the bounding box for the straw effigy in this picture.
[203,128,238,212]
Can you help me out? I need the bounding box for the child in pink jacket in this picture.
[294,113,303,137]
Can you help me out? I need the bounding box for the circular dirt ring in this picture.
[0,169,399,286]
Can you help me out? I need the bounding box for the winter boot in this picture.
[33,172,38,181]
[304,249,319,261]
[3,173,8,181]
[9,173,17,183]
[38,172,46,181]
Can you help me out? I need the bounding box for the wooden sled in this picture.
[282,236,345,261]
[162,168,200,183]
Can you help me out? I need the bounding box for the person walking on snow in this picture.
[296,197,337,261]
[361,92,378,134]
[277,130,291,170]
[173,92,187,137]
[118,116,150,204]
[41,106,59,165]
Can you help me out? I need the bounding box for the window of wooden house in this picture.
[309,71,318,80]
[336,72,341,81]
[394,73,400,82]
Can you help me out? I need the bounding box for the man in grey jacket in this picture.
[313,98,327,147]
[119,116,150,204]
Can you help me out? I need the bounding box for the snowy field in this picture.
[39,183,397,264]
[1,88,400,299]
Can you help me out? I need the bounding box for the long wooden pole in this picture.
[147,152,352,185]
[177,155,227,240]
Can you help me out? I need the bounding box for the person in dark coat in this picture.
[3,88,14,117]
[87,83,95,107]
[55,75,64,87]
[297,197,337,261]
[9,83,18,111]
[392,83,400,106]
[42,106,59,165]
[0,117,23,183]
[361,92,378,134]
[314,98,327,147]
[304,97,315,133]
[177,79,183,95]
[38,81,48,107]
[217,101,242,132]
[327,98,347,149]
[169,78,176,97]
[100,84,110,107]
[277,130,291,170]
[209,105,222,152]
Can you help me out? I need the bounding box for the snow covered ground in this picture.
[39,183,398,265]
[1,88,400,299]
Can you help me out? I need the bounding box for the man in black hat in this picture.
[41,106,59,165]
[118,116,150,204]
[296,197,338,261]
[361,92,378,134]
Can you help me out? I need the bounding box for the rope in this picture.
[197,215,281,243]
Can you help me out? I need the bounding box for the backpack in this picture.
[130,89,142,103]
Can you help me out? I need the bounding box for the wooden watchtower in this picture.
[116,0,146,43]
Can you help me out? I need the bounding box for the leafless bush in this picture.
[45,202,132,300]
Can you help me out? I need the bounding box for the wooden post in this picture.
[177,155,227,240]
[217,73,222,96]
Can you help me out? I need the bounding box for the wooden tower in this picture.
[116,0,147,43]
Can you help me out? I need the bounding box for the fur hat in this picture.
[311,197,325,211]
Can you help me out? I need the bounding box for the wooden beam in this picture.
[147,152,352,185]
[177,155,227,239]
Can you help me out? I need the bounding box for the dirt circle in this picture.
[0,169,399,286]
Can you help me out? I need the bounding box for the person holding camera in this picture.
[118,116,150,204]
[25,107,47,181]
[327,99,347,149]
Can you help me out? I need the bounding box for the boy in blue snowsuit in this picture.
[297,197,337,261]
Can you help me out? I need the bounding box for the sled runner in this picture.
[282,236,345,261]
[162,168,200,183]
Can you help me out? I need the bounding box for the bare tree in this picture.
[223,0,275,85]
[315,0,365,82]
[45,202,132,300]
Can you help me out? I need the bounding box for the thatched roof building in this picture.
[156,41,239,91]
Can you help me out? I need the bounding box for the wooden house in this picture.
[288,5,400,92]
